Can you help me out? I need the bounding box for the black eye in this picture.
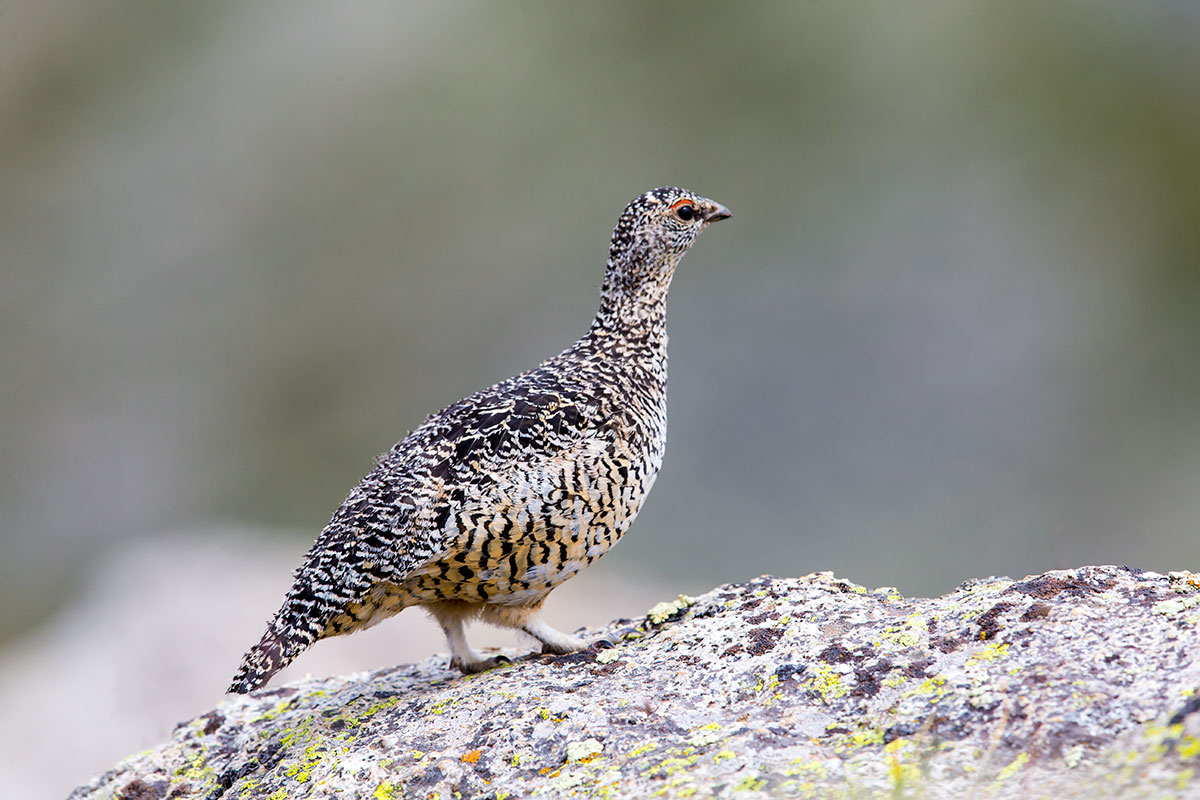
[675,204,695,221]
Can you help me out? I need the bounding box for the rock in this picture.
[0,531,669,800]
[70,566,1200,799]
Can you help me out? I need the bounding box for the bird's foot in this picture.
[452,653,512,675]
[592,621,644,649]
[539,633,590,656]
[591,633,620,649]
[540,630,630,655]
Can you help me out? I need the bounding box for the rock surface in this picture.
[72,566,1200,799]
[0,531,669,800]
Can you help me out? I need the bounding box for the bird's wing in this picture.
[302,371,610,588]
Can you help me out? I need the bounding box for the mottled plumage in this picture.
[229,187,730,693]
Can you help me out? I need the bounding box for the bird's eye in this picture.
[672,200,696,222]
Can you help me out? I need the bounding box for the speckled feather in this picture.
[229,187,730,693]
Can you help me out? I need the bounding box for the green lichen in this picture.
[595,649,620,664]
[646,594,697,625]
[688,723,725,747]
[547,769,586,792]
[1153,595,1200,616]
[567,739,604,763]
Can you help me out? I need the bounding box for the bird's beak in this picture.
[702,202,732,223]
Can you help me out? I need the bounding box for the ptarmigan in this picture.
[229,187,730,693]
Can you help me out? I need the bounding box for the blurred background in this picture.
[2,1,1199,796]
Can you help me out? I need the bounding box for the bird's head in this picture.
[599,187,731,324]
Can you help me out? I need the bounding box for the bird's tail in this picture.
[228,597,323,694]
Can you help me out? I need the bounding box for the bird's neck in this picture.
[590,254,675,342]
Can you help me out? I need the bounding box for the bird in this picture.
[229,187,731,693]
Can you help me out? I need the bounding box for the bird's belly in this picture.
[401,461,656,606]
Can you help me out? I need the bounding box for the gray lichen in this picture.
[72,566,1200,799]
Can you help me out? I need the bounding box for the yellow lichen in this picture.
[881,615,928,648]
[903,675,948,701]
[629,741,660,758]
[991,752,1029,785]
[967,642,1010,665]
[804,662,848,702]
[735,775,767,791]
[654,753,699,777]
[1178,769,1194,792]
[831,724,885,752]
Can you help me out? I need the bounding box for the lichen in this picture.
[567,739,603,764]
[688,723,725,748]
[595,649,620,664]
[989,751,1029,788]
[1153,595,1200,616]
[831,724,885,753]
[70,567,1200,800]
[373,780,399,799]
[646,594,696,625]
[967,642,1010,665]
[734,774,767,791]
[804,663,848,702]
[880,614,927,648]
